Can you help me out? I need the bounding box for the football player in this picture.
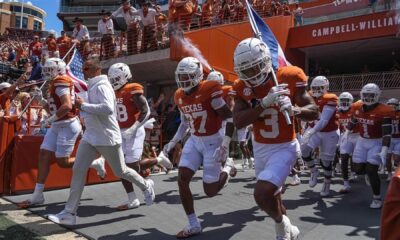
[164,57,236,238]
[336,92,359,193]
[17,58,106,209]
[349,83,393,208]
[232,38,318,240]
[301,76,340,197]
[108,63,173,210]
[386,98,400,180]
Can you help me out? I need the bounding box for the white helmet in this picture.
[310,76,329,98]
[234,38,272,87]
[207,70,224,85]
[360,83,381,106]
[387,98,399,111]
[108,63,132,90]
[42,58,66,80]
[338,92,354,111]
[175,57,203,92]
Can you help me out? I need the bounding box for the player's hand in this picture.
[213,145,228,164]
[379,146,389,166]
[163,140,177,155]
[301,127,315,145]
[261,84,290,109]
[75,95,84,109]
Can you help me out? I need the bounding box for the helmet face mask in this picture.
[175,57,203,92]
[108,63,131,91]
[310,76,329,98]
[234,38,272,88]
[360,83,380,106]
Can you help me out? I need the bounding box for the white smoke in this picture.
[171,30,212,72]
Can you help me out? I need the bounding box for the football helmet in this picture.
[233,38,272,87]
[108,63,132,90]
[310,76,329,98]
[387,98,399,111]
[338,92,354,111]
[360,83,381,106]
[42,58,66,81]
[175,57,203,92]
[206,70,224,85]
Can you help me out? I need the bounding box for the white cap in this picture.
[0,82,12,91]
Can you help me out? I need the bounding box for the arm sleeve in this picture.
[55,86,70,97]
[170,112,189,143]
[312,105,336,132]
[80,85,114,116]
[211,97,226,110]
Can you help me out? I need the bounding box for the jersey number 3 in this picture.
[260,108,279,138]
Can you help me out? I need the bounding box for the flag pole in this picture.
[244,0,291,125]
[18,42,77,119]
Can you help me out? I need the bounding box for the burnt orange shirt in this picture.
[233,66,308,144]
[56,36,72,56]
[175,81,223,137]
[336,102,360,133]
[46,38,57,52]
[115,83,144,129]
[352,102,394,139]
[48,75,77,121]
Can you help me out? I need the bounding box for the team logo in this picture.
[178,98,183,105]
[243,88,252,96]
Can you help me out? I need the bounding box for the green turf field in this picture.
[0,213,44,240]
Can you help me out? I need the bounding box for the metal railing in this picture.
[327,71,400,92]
[59,5,119,13]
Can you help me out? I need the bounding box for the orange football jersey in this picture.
[392,111,400,138]
[336,102,360,134]
[115,83,143,129]
[233,66,308,144]
[309,93,339,132]
[48,75,77,121]
[352,103,394,139]
[174,81,223,137]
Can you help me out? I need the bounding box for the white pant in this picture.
[179,133,222,183]
[237,127,249,142]
[302,130,339,161]
[40,118,81,158]
[121,126,145,163]
[389,138,400,155]
[353,138,382,165]
[253,140,299,188]
[65,141,148,214]
[339,133,359,155]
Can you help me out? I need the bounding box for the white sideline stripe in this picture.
[0,198,87,240]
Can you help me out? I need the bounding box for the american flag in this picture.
[66,48,88,93]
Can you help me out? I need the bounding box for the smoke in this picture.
[171,28,212,72]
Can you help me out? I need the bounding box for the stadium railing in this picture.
[328,71,400,92]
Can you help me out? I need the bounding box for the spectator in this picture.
[44,31,58,58]
[7,47,16,62]
[293,3,304,26]
[135,2,158,53]
[283,2,291,16]
[27,56,42,82]
[112,0,140,55]
[233,0,245,22]
[384,0,392,10]
[72,17,91,60]
[0,78,23,116]
[28,35,42,58]
[271,0,278,16]
[56,31,72,62]
[168,0,198,31]
[155,5,168,43]
[98,10,115,60]
[220,0,233,23]
[201,0,214,27]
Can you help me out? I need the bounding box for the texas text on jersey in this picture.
[115,83,143,129]
[336,101,360,133]
[174,80,223,137]
[233,66,308,144]
[352,102,394,139]
[309,93,339,132]
[48,75,77,121]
